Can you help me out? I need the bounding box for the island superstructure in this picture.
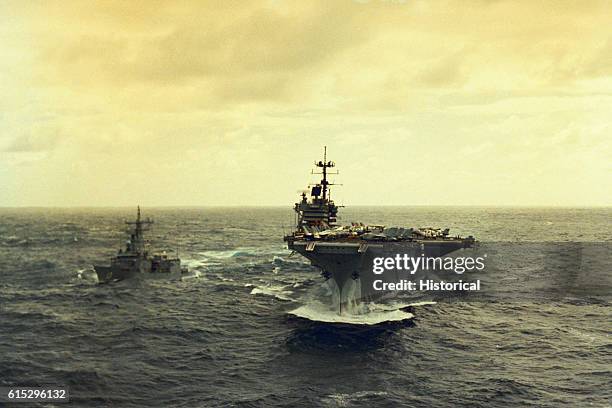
[94,206,190,283]
[284,148,476,312]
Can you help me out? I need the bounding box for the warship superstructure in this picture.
[94,207,190,283]
[284,148,477,312]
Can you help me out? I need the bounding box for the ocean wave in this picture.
[180,270,202,281]
[203,249,252,258]
[321,390,389,407]
[249,284,295,301]
[199,246,290,260]
[76,267,99,283]
[272,255,310,266]
[180,258,209,269]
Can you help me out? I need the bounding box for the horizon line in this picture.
[1,204,610,209]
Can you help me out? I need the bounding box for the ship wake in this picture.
[288,300,415,325]
[289,280,436,325]
[247,271,436,325]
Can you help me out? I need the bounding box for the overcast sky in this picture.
[0,0,610,206]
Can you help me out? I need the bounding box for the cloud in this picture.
[2,129,61,153]
[6,0,608,115]
[0,0,610,206]
[34,2,370,99]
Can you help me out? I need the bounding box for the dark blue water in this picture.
[1,207,610,407]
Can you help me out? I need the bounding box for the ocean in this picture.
[0,207,610,407]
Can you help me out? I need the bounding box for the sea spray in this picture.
[288,299,416,325]
[328,278,370,316]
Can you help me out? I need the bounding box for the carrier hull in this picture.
[288,238,471,305]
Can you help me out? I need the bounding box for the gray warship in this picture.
[284,148,477,312]
[94,207,190,283]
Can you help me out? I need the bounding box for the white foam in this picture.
[322,391,388,406]
[288,300,415,325]
[181,258,208,269]
[180,270,201,281]
[250,285,295,301]
[76,268,98,282]
[200,250,246,259]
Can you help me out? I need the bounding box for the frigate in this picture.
[284,148,477,312]
[94,207,191,283]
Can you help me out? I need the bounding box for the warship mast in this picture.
[312,146,337,201]
[124,205,153,256]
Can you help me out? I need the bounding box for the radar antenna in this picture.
[124,205,153,255]
[311,146,339,200]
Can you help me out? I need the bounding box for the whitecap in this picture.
[181,258,208,269]
[322,391,388,407]
[200,249,248,259]
[250,285,295,301]
[180,270,202,281]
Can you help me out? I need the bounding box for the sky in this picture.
[0,0,610,207]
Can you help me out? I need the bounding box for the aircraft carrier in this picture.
[284,148,477,312]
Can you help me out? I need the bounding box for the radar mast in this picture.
[124,205,153,255]
[311,146,338,200]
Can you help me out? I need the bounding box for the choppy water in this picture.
[0,207,610,407]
